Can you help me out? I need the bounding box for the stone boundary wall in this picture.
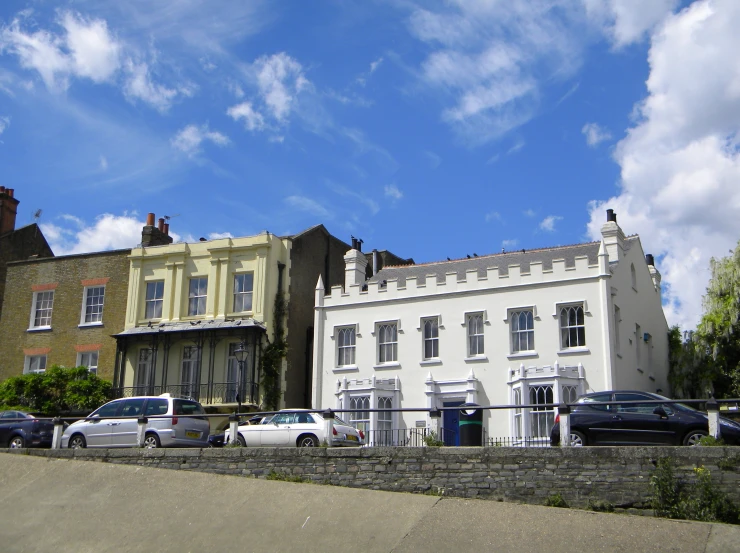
[7,446,740,513]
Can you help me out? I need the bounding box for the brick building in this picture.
[0,249,131,381]
[0,186,54,321]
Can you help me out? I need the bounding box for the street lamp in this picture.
[233,341,249,415]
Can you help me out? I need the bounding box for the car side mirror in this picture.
[86,414,100,421]
[653,406,667,417]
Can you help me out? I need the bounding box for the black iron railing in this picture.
[113,381,259,405]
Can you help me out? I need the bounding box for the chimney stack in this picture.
[600,208,625,264]
[0,186,20,235]
[646,253,662,293]
[344,248,368,290]
[140,211,174,247]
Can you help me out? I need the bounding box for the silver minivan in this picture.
[61,394,210,448]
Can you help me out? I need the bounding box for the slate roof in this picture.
[367,240,627,286]
[113,318,266,337]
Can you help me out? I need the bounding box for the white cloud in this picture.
[502,239,519,250]
[582,122,612,146]
[539,215,563,232]
[0,115,9,137]
[507,139,525,155]
[60,12,121,83]
[370,57,384,74]
[41,213,162,255]
[523,209,536,218]
[99,155,108,171]
[583,0,678,48]
[285,195,331,219]
[424,150,442,169]
[227,101,265,131]
[384,184,403,201]
[588,0,740,329]
[255,52,308,121]
[485,211,501,222]
[122,59,178,112]
[208,232,233,240]
[327,181,380,214]
[171,124,229,157]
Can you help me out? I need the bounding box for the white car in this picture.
[61,394,210,449]
[225,410,364,447]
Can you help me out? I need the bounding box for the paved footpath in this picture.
[1,453,738,553]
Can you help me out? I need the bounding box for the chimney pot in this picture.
[606,209,616,223]
[645,254,655,266]
[7,188,13,198]
[163,223,169,235]
[157,218,165,232]
[0,186,5,193]
[146,213,155,226]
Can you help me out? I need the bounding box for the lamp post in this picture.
[233,341,249,416]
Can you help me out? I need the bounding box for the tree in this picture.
[696,240,740,398]
[0,366,112,414]
[667,326,707,399]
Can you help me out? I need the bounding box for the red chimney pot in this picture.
[146,213,155,226]
[157,218,165,232]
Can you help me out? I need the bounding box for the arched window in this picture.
[631,263,637,290]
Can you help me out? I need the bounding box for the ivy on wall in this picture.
[260,288,287,410]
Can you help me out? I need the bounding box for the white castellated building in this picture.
[312,210,669,445]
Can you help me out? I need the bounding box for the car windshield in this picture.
[650,393,700,413]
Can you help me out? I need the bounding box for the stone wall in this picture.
[9,446,740,512]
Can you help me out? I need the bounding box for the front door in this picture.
[442,401,463,446]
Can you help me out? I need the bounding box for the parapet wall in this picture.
[8,446,740,513]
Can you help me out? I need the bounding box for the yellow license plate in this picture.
[186,431,200,439]
[346,434,358,441]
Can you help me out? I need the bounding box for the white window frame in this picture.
[559,303,586,350]
[528,384,555,440]
[336,326,357,368]
[181,346,200,399]
[376,321,398,365]
[510,309,535,354]
[24,355,47,374]
[136,348,154,393]
[80,285,105,326]
[422,317,440,361]
[29,290,54,330]
[233,272,254,313]
[144,281,164,320]
[187,277,208,317]
[466,312,485,358]
[77,351,99,375]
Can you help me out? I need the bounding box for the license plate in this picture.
[186,431,201,439]
[346,434,358,441]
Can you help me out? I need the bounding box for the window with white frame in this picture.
[511,310,535,353]
[145,281,164,319]
[513,388,522,439]
[377,396,393,445]
[559,304,586,349]
[24,355,47,374]
[561,385,578,404]
[188,278,208,316]
[422,317,439,360]
[467,313,484,356]
[377,322,398,363]
[181,346,200,399]
[77,351,99,375]
[336,326,356,367]
[30,290,54,328]
[349,396,370,435]
[136,349,154,392]
[529,385,554,439]
[233,273,254,313]
[81,286,105,324]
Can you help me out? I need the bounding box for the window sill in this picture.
[420,359,442,366]
[464,356,488,363]
[507,352,538,360]
[332,366,359,373]
[556,347,590,355]
[78,322,104,328]
[27,326,52,333]
[373,362,400,370]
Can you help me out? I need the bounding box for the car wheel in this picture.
[569,431,587,447]
[683,429,708,446]
[298,434,319,447]
[8,435,25,448]
[237,435,246,447]
[143,433,161,449]
[68,434,86,449]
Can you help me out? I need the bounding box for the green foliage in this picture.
[544,493,569,508]
[698,435,725,447]
[667,326,709,399]
[650,457,739,524]
[424,431,444,447]
[0,366,112,414]
[265,469,306,483]
[260,289,287,411]
[587,499,614,512]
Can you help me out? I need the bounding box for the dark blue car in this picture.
[1,410,54,448]
[550,391,740,446]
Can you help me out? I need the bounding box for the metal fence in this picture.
[113,381,259,406]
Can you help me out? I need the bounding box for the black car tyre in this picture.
[8,435,25,448]
[69,434,86,449]
[570,430,587,447]
[683,429,708,446]
[237,435,246,447]
[298,434,319,447]
[143,433,161,448]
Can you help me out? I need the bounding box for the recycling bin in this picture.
[459,403,483,446]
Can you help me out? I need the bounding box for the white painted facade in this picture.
[312,214,669,445]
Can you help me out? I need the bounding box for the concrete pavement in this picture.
[1,453,737,553]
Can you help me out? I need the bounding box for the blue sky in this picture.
[2,0,740,331]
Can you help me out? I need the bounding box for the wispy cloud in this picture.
[485,211,501,222]
[556,82,580,105]
[523,209,536,218]
[356,56,384,86]
[539,215,563,232]
[171,123,229,157]
[285,195,331,218]
[0,115,9,139]
[502,239,518,250]
[99,155,108,171]
[507,139,525,155]
[424,150,442,169]
[384,184,403,201]
[327,180,380,214]
[582,122,612,147]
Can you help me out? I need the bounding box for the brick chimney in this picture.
[0,186,19,236]
[141,212,173,247]
[600,209,625,264]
